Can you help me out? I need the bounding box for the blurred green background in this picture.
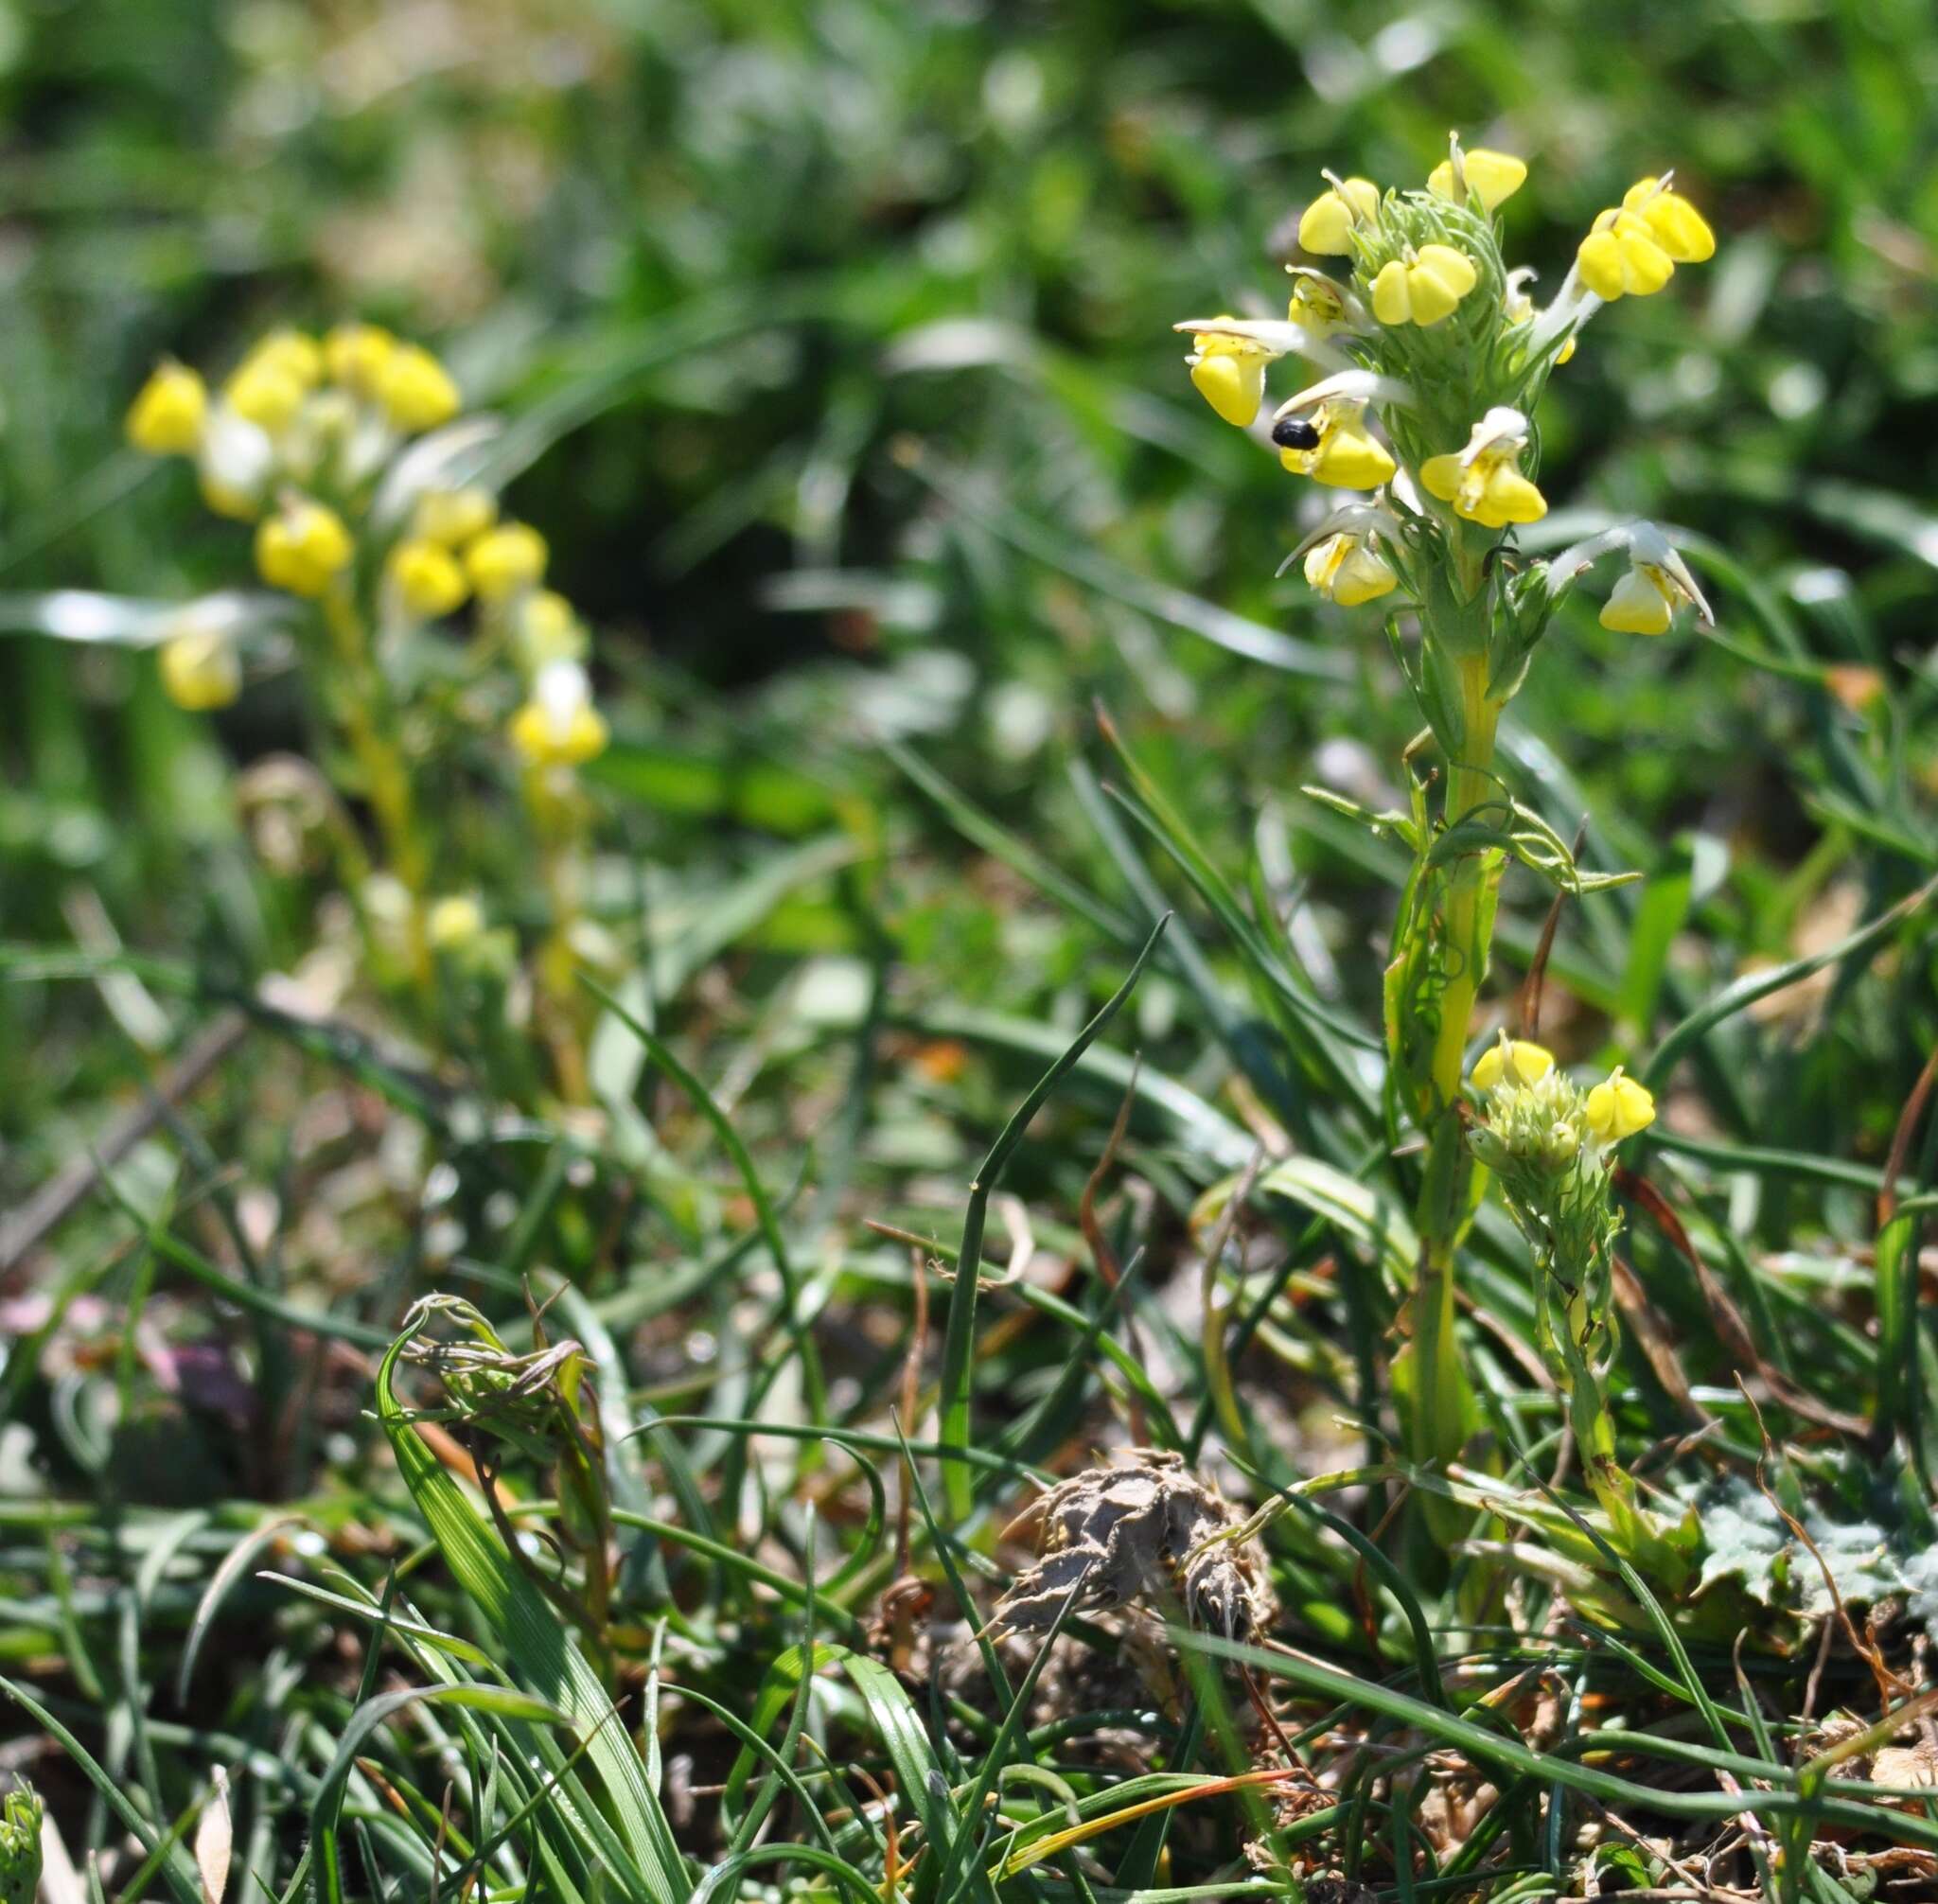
[4,0,1936,1183]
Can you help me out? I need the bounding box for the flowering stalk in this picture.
[124,326,617,1097]
[1177,138,1717,1503]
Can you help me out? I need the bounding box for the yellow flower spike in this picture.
[1370,244,1477,327]
[387,538,469,619]
[241,329,324,389]
[1302,533,1397,607]
[1297,176,1380,255]
[1471,1036,1555,1092]
[1621,177,1715,262]
[509,660,608,768]
[1427,147,1527,213]
[1577,210,1675,301]
[255,497,356,598]
[223,358,307,434]
[427,894,486,952]
[1585,1067,1656,1143]
[157,627,241,711]
[325,322,397,395]
[465,521,548,601]
[377,344,462,433]
[126,361,207,455]
[1186,320,1270,427]
[412,485,498,548]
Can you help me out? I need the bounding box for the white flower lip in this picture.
[1271,368,1414,417]
[1172,317,1313,359]
[535,658,593,736]
[1277,502,1399,574]
[1457,405,1531,466]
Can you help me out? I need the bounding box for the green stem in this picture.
[1403,649,1501,1501]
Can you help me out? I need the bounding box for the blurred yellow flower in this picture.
[427,894,486,951]
[413,485,498,548]
[126,361,207,455]
[1585,1067,1655,1142]
[466,522,548,601]
[224,359,307,434]
[509,660,608,767]
[325,322,397,395]
[241,329,324,390]
[388,538,468,618]
[514,590,586,670]
[256,498,356,597]
[157,627,241,711]
[378,344,462,432]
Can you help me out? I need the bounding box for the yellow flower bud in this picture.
[255,498,356,597]
[1297,177,1379,255]
[325,322,397,395]
[387,538,469,618]
[1369,244,1477,327]
[1585,1067,1655,1142]
[465,522,548,601]
[377,344,461,432]
[1620,178,1715,262]
[1426,147,1527,213]
[157,627,241,711]
[223,358,306,434]
[509,661,608,767]
[240,329,324,389]
[1471,1037,1554,1092]
[126,361,207,455]
[411,485,498,548]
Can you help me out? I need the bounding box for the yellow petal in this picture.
[378,344,462,432]
[158,629,241,711]
[1189,350,1263,427]
[388,538,469,618]
[465,522,549,601]
[1576,228,1630,301]
[1637,190,1715,263]
[1406,245,1477,325]
[1298,177,1378,255]
[1302,534,1349,593]
[1471,1037,1553,1091]
[1331,545,1397,606]
[1429,148,1527,212]
[1308,427,1395,489]
[1369,259,1412,326]
[1418,453,1462,502]
[1598,568,1673,635]
[1476,465,1546,526]
[1586,1069,1655,1141]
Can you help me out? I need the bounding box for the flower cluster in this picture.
[1174,136,1718,637]
[1466,1033,1654,1278]
[126,326,611,779]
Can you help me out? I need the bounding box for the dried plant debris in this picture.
[990,1449,1274,1641]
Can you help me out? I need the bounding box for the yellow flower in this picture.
[1471,1036,1554,1092]
[1576,210,1675,301]
[1585,1067,1655,1142]
[1302,532,1398,607]
[255,497,356,597]
[412,485,498,548]
[1426,147,1527,213]
[1297,176,1380,255]
[1184,319,1273,427]
[240,329,324,389]
[514,590,586,670]
[377,344,462,432]
[126,361,207,455]
[223,358,307,434]
[157,627,241,711]
[387,538,469,618]
[465,522,548,601]
[1369,244,1478,327]
[427,894,486,952]
[1276,400,1395,490]
[1620,177,1716,262]
[325,322,397,395]
[1286,271,1349,336]
[1419,408,1546,528]
[509,660,608,767]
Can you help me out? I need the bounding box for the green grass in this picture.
[5,0,1938,1898]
